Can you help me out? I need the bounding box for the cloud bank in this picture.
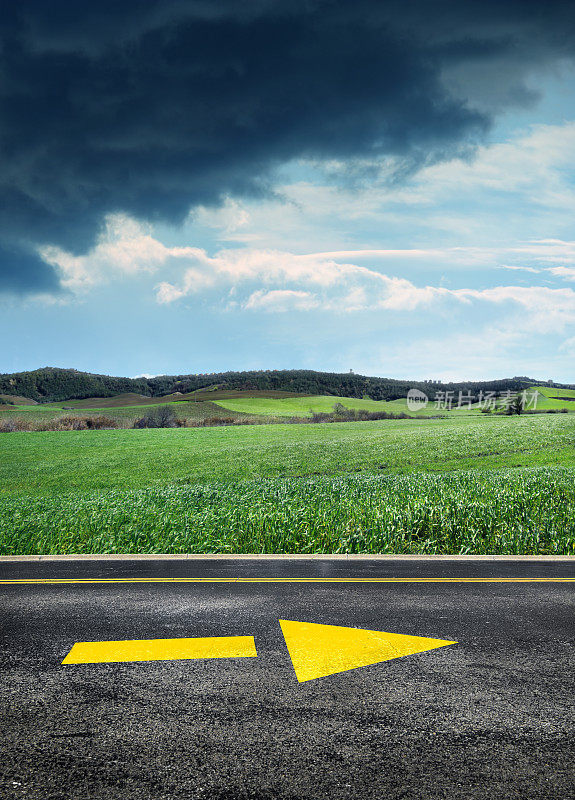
[41,212,575,332]
[2,0,575,293]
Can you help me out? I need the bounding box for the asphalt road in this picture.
[1,557,573,800]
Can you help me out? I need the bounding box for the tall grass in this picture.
[1,467,573,555]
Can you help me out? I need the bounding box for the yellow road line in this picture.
[62,635,257,664]
[1,577,574,585]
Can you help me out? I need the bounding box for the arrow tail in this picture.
[62,636,257,664]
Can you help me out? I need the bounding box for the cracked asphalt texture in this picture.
[1,558,573,800]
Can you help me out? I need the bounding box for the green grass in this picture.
[1,414,574,498]
[528,386,575,410]
[2,413,574,555]
[0,399,243,425]
[5,386,574,424]
[34,388,305,409]
[212,394,436,417]
[1,468,573,555]
[535,385,575,399]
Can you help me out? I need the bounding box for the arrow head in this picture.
[279,619,457,682]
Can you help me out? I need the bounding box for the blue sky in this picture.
[1,2,575,383]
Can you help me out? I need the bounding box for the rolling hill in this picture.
[529,386,575,411]
[1,367,569,404]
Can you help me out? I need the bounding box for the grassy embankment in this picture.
[1,413,574,555]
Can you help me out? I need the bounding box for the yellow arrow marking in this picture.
[62,635,257,665]
[279,619,457,682]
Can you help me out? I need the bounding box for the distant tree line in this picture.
[0,368,150,403]
[0,366,571,404]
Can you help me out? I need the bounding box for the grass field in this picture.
[35,388,307,409]
[0,398,246,426]
[1,413,574,555]
[2,391,390,427]
[213,388,575,417]
[3,385,574,429]
[212,394,425,416]
[529,385,575,410]
[0,393,423,422]
[535,385,575,399]
[2,414,575,497]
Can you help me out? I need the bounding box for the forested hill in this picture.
[0,367,570,404]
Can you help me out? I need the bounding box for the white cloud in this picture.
[500,264,542,274]
[244,289,319,312]
[415,123,575,204]
[38,214,575,340]
[549,265,575,280]
[154,247,376,303]
[152,242,575,335]
[454,285,575,334]
[154,238,575,307]
[39,214,170,292]
[193,198,256,242]
[559,336,575,353]
[154,246,460,311]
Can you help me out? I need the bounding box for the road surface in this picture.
[1,556,573,799]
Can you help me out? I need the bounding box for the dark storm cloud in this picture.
[1,0,574,294]
[0,243,60,295]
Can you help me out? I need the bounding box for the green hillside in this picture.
[536,386,575,398]
[4,384,574,430]
[0,398,242,427]
[213,394,432,417]
[529,386,575,411]
[0,394,37,405]
[38,389,306,409]
[528,386,575,411]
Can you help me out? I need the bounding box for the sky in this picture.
[1,1,575,382]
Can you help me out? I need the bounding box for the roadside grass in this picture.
[1,467,573,555]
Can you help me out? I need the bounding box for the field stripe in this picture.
[0,577,573,585]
